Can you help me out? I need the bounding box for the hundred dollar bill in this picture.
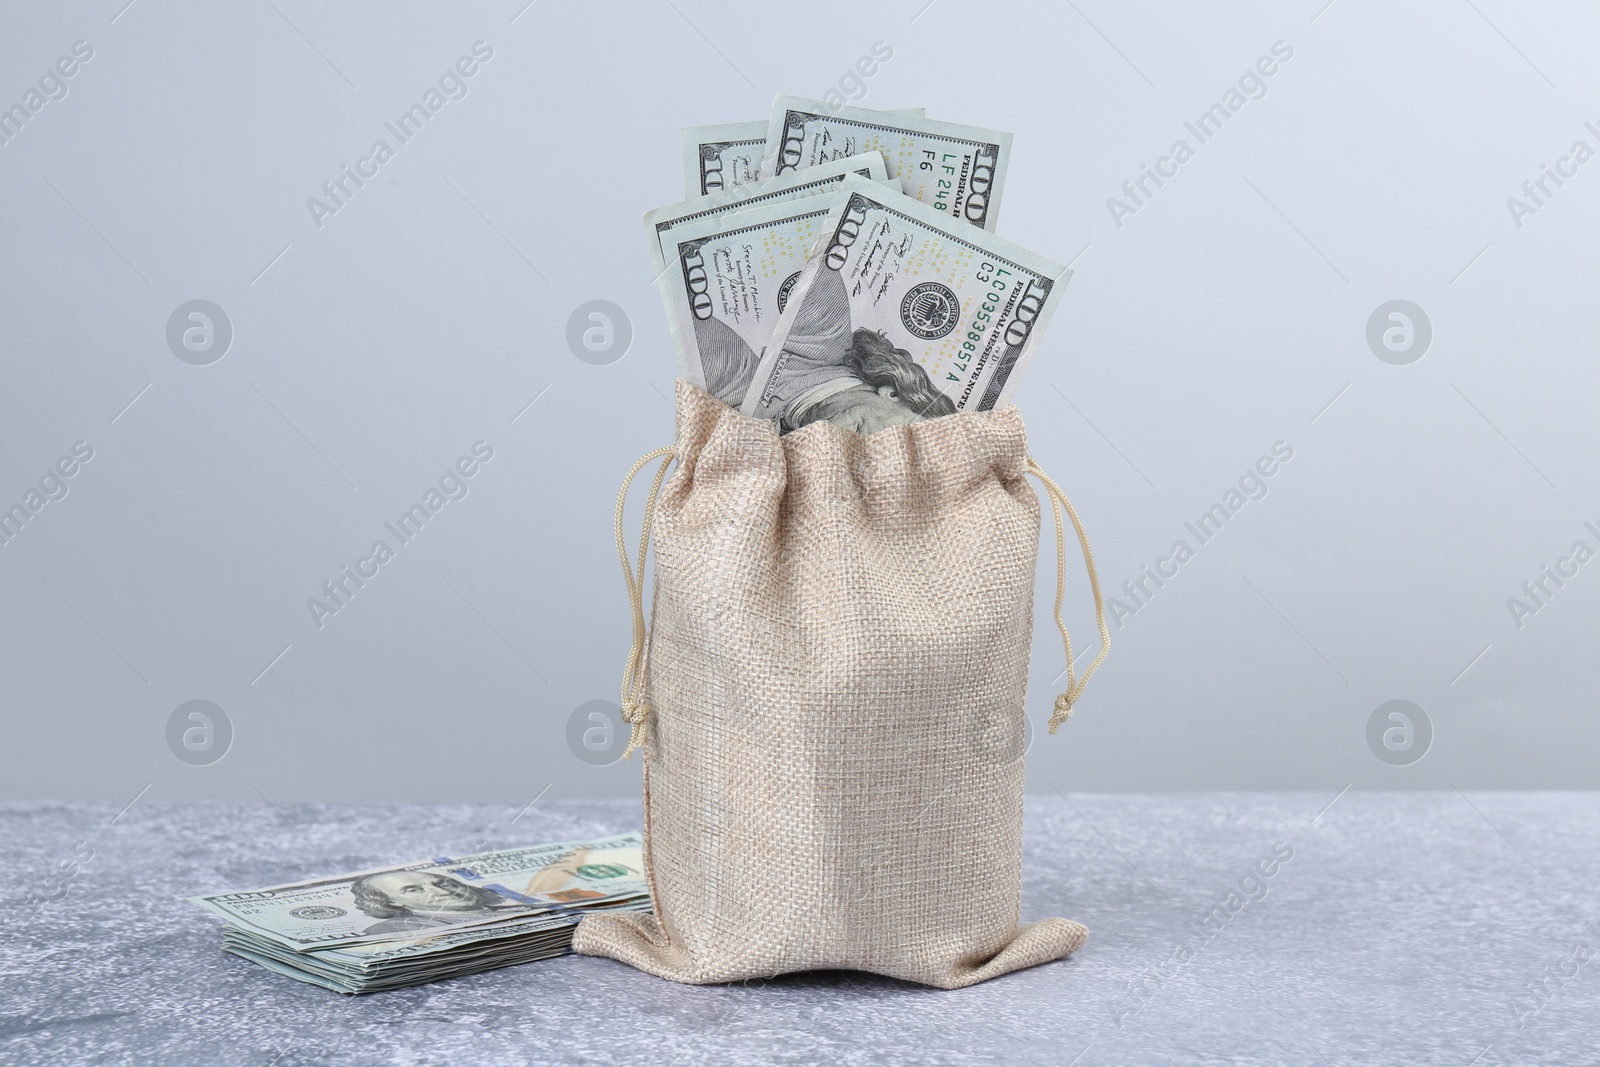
[223,937,577,994]
[683,121,765,197]
[646,151,891,275]
[225,922,571,974]
[684,109,922,196]
[648,155,900,387]
[190,833,645,951]
[739,174,1070,434]
[231,906,599,970]
[760,96,1012,230]
[657,192,848,406]
[218,896,651,993]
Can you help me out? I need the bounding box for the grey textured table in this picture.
[3,794,1596,1066]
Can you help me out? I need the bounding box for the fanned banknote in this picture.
[647,156,900,396]
[645,151,890,275]
[759,96,1013,231]
[683,109,922,196]
[654,191,856,407]
[739,175,1070,434]
[683,121,766,197]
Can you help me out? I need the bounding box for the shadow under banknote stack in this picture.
[651,94,1070,435]
[188,833,649,994]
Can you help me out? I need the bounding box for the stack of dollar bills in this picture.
[654,95,1070,436]
[188,832,649,994]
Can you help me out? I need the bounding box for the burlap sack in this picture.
[575,381,1107,988]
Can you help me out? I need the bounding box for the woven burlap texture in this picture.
[574,381,1088,988]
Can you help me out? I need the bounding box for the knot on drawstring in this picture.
[620,699,652,759]
[615,444,675,764]
[1048,692,1075,734]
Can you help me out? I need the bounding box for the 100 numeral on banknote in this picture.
[664,196,833,406]
[650,157,898,404]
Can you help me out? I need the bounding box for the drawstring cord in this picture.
[1026,458,1110,732]
[613,446,676,759]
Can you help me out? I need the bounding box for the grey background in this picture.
[2,0,1595,801]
